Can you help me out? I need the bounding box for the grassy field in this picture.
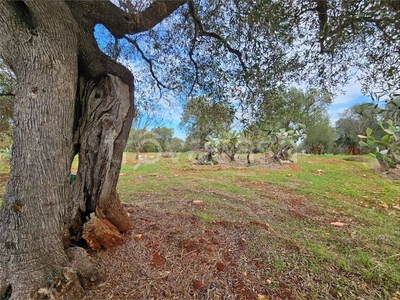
[96,152,400,299]
[1,153,400,299]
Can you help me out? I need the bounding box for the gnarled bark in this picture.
[69,75,134,248]
[0,0,185,298]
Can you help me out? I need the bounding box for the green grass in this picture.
[1,152,399,298]
[116,152,400,298]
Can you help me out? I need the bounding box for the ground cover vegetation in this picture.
[0,0,400,298]
[1,153,399,299]
[88,153,400,299]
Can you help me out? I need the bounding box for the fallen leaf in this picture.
[380,202,389,209]
[150,252,163,267]
[258,294,267,300]
[393,205,400,211]
[193,280,202,289]
[193,200,204,204]
[330,221,348,227]
[216,261,225,271]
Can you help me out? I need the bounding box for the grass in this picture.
[1,152,400,299]
[116,152,400,299]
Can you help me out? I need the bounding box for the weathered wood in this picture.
[69,75,134,247]
[82,212,124,250]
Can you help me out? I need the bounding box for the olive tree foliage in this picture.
[255,87,331,130]
[0,0,399,298]
[180,96,235,150]
[302,117,336,154]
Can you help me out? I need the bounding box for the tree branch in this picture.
[188,1,248,74]
[0,93,15,97]
[124,35,171,90]
[133,1,187,33]
[67,1,186,38]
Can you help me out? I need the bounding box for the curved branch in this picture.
[188,1,248,74]
[133,1,187,33]
[124,35,171,90]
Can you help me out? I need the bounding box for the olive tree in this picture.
[0,0,399,298]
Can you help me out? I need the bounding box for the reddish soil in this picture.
[84,193,328,300]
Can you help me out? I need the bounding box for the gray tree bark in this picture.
[0,0,186,298]
[0,1,80,298]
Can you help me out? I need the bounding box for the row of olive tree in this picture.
[180,87,333,162]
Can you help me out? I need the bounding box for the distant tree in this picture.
[128,108,164,159]
[0,60,15,148]
[169,137,184,152]
[181,96,235,150]
[151,127,174,152]
[257,87,331,130]
[303,118,336,154]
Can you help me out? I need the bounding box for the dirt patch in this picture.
[84,204,323,299]
[236,179,322,221]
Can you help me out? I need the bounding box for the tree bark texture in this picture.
[0,1,80,298]
[70,75,134,248]
[0,0,185,298]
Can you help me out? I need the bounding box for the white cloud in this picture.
[332,79,364,105]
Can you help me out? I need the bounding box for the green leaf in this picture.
[376,152,384,160]
[387,120,393,126]
[383,128,395,135]
[358,135,367,139]
[381,135,390,142]
[366,128,373,136]
[359,141,368,147]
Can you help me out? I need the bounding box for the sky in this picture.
[328,79,372,125]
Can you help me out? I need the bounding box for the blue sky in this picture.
[328,79,372,125]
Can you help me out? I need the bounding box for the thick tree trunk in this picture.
[0,0,183,298]
[0,2,134,298]
[0,2,82,298]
